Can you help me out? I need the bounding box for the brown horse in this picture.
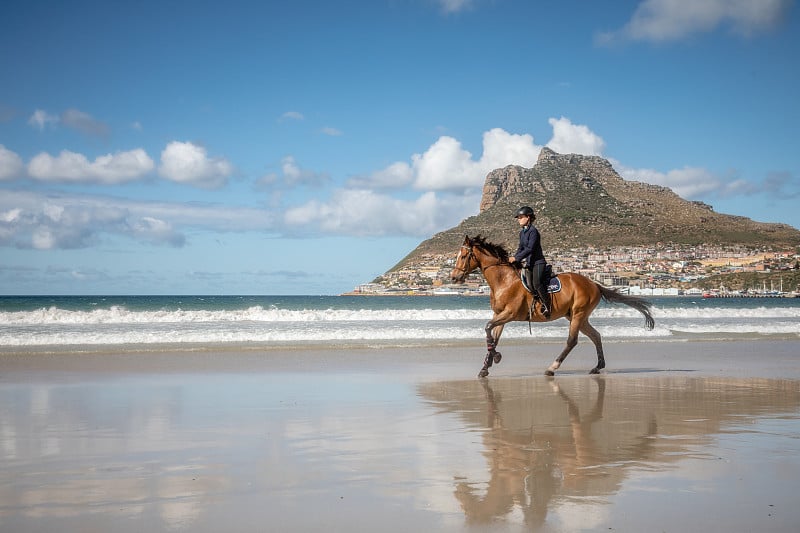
[450,235,655,377]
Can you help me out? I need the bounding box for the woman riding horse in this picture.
[450,235,655,377]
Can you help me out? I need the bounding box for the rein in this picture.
[482,263,508,273]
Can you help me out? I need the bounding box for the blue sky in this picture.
[1,0,798,295]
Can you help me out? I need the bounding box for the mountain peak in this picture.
[537,146,558,162]
[480,149,616,213]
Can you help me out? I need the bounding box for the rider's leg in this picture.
[522,267,533,291]
[532,263,551,317]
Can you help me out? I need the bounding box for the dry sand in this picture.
[1,339,799,532]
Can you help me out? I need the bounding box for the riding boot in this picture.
[537,288,551,318]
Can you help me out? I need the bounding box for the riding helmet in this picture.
[514,206,535,218]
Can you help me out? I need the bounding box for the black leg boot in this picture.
[536,288,551,318]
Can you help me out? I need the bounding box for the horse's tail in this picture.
[596,284,655,330]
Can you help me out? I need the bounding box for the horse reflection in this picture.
[419,377,800,529]
[452,378,629,528]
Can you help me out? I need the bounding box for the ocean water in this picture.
[0,294,799,350]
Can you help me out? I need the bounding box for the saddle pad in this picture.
[546,276,562,293]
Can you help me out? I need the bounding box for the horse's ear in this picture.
[463,234,470,244]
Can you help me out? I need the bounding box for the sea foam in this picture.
[1,301,797,346]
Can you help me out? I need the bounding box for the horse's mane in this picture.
[470,235,510,262]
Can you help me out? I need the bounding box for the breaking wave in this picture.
[1,300,798,347]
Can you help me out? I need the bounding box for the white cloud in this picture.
[0,208,22,223]
[0,145,24,180]
[480,128,541,170]
[284,189,478,237]
[346,161,415,189]
[412,136,481,190]
[31,227,57,250]
[27,149,155,184]
[257,156,329,190]
[0,194,132,249]
[28,109,58,130]
[158,141,233,188]
[0,190,275,250]
[546,117,606,156]
[129,216,183,246]
[598,0,793,44]
[280,155,329,187]
[280,111,304,121]
[368,128,540,192]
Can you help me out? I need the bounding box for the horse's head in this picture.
[450,235,513,283]
[450,235,479,283]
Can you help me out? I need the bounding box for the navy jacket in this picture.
[514,225,546,267]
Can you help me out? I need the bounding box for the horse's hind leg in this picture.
[546,317,581,376]
[579,321,605,374]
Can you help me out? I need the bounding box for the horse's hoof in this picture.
[589,368,600,375]
[478,369,489,378]
[544,370,555,377]
[493,352,502,364]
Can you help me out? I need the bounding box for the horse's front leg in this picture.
[479,320,506,378]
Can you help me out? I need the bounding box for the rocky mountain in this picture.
[382,148,800,276]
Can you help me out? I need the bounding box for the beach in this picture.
[2,339,800,532]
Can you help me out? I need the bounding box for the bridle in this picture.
[453,242,509,279]
[451,245,476,278]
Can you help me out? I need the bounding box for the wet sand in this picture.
[1,340,800,532]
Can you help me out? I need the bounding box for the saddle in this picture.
[519,264,561,295]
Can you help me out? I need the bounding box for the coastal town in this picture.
[350,244,800,298]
